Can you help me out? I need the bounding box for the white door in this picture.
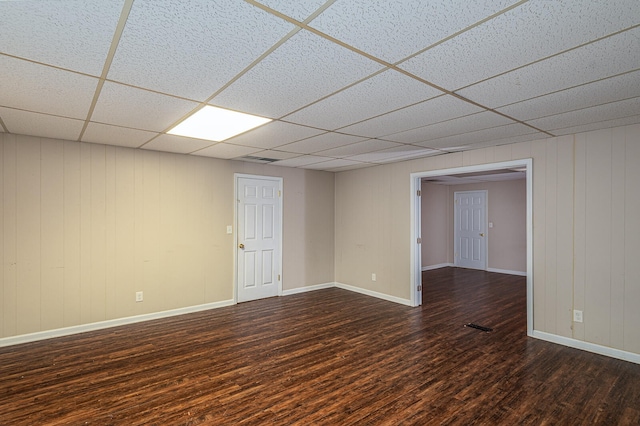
[454,191,487,270]
[236,176,282,302]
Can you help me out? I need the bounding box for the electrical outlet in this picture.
[573,309,583,323]
[371,273,376,281]
[136,291,143,302]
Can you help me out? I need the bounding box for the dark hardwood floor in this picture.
[1,267,639,425]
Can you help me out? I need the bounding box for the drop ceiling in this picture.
[1,0,639,173]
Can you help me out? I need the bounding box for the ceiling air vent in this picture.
[240,156,280,164]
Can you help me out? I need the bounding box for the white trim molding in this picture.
[533,331,640,365]
[286,281,413,307]
[411,158,534,333]
[335,282,412,306]
[0,299,234,348]
[486,267,527,276]
[281,282,335,296]
[422,263,455,271]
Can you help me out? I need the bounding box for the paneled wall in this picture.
[1,134,335,339]
[336,124,640,355]
[574,127,640,352]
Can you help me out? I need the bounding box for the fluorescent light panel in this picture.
[168,106,271,141]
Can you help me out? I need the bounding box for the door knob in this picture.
[480,233,485,237]
[239,243,245,249]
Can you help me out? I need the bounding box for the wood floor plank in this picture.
[1,267,639,424]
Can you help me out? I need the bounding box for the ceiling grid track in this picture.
[248,0,555,138]
[76,0,135,142]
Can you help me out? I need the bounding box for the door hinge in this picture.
[278,190,281,197]
[278,274,281,281]
[417,285,422,291]
[417,237,422,244]
[417,190,421,196]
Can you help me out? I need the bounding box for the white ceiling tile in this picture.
[277,132,368,154]
[302,158,365,170]
[108,0,295,100]
[444,132,547,150]
[0,107,83,141]
[251,150,301,161]
[254,0,327,21]
[211,30,383,117]
[497,71,640,121]
[386,111,513,144]
[419,123,543,149]
[315,139,401,158]
[192,143,261,159]
[82,123,158,148]
[550,115,640,136]
[91,82,199,131]
[339,95,483,138]
[345,145,436,163]
[527,97,640,132]
[0,1,124,75]
[225,121,324,149]
[400,0,640,90]
[270,155,330,167]
[458,27,640,108]
[326,162,375,173]
[141,134,214,154]
[284,69,443,129]
[380,148,441,162]
[309,0,517,63]
[0,56,98,119]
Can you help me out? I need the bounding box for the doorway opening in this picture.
[410,159,533,337]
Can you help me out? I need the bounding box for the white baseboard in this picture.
[284,281,412,307]
[282,282,335,296]
[0,299,235,348]
[532,331,640,364]
[421,264,527,277]
[487,267,527,276]
[335,282,412,306]
[421,263,454,271]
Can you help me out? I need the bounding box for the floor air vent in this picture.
[464,323,493,332]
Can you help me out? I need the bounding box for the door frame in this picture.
[233,173,283,303]
[453,190,488,270]
[410,159,533,337]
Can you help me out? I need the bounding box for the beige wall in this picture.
[451,180,526,272]
[421,179,526,272]
[0,133,335,339]
[336,124,640,355]
[420,182,450,267]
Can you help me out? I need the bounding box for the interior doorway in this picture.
[410,159,533,336]
[235,174,283,303]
